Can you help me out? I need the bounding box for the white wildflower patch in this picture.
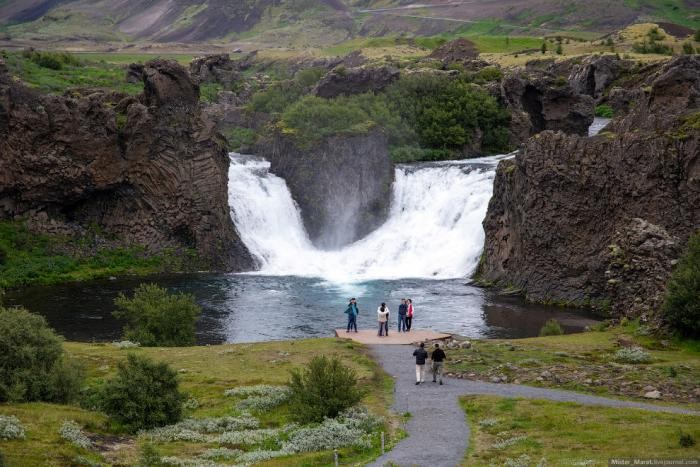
[491,434,528,450]
[217,428,281,445]
[145,415,260,442]
[111,340,140,349]
[235,449,289,465]
[160,456,225,467]
[478,418,498,428]
[613,347,652,364]
[224,385,291,411]
[282,408,382,453]
[197,447,243,461]
[183,397,199,410]
[59,420,93,450]
[0,415,25,440]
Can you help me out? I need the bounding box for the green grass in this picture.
[461,395,700,466]
[445,322,700,407]
[0,221,198,289]
[74,53,195,65]
[624,0,700,29]
[0,338,398,466]
[2,51,143,95]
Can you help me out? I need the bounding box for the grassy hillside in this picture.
[0,338,399,466]
[0,0,697,49]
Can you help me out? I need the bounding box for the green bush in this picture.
[225,127,257,152]
[287,355,364,424]
[100,354,185,432]
[594,104,614,118]
[632,40,673,55]
[662,231,700,337]
[681,42,696,55]
[390,146,456,163]
[22,49,81,70]
[0,307,84,402]
[695,29,700,42]
[539,319,564,336]
[113,283,201,346]
[199,83,222,103]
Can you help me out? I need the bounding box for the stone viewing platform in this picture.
[334,329,451,345]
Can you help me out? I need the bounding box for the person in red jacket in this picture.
[406,298,414,331]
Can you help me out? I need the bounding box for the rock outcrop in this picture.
[256,130,394,249]
[312,65,400,98]
[0,58,254,271]
[496,71,595,143]
[478,56,700,325]
[569,55,630,100]
[189,53,239,86]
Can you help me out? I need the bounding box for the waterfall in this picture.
[228,153,504,283]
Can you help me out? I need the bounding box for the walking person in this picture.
[398,299,408,332]
[344,298,359,333]
[413,342,428,385]
[431,343,446,385]
[405,298,414,331]
[377,303,389,337]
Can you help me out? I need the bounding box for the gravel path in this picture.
[367,344,699,467]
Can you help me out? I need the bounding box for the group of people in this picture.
[343,298,415,336]
[412,342,446,385]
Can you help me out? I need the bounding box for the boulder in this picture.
[569,55,630,99]
[143,58,200,107]
[125,63,144,84]
[313,65,400,98]
[643,390,661,399]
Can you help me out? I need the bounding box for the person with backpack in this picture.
[431,343,446,385]
[412,342,428,385]
[344,298,359,333]
[377,303,389,337]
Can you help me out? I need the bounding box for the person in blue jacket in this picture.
[344,298,359,333]
[398,298,408,332]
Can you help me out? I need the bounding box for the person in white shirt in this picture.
[377,303,389,337]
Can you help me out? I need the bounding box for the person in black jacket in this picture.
[412,342,428,385]
[431,343,447,385]
[398,299,408,332]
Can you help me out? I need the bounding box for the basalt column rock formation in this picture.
[478,56,700,325]
[256,130,394,249]
[0,58,254,271]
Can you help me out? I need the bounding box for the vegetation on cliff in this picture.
[662,231,700,338]
[0,221,200,289]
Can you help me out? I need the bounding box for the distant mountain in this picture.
[0,0,698,47]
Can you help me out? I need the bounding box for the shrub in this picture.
[662,231,700,337]
[0,415,25,440]
[632,40,673,55]
[224,384,291,411]
[695,29,700,42]
[287,355,364,423]
[0,246,7,265]
[22,49,81,70]
[113,283,201,346]
[145,415,260,441]
[0,307,84,402]
[613,346,652,364]
[224,127,257,152]
[682,42,696,55]
[138,443,165,467]
[539,319,564,336]
[594,104,614,118]
[58,420,93,450]
[680,432,696,448]
[100,354,185,432]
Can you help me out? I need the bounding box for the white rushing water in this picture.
[228,154,501,283]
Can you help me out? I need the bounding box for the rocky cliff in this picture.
[0,58,254,271]
[478,56,700,325]
[256,130,394,249]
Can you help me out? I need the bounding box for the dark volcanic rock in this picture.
[497,71,594,143]
[256,130,394,249]
[479,56,700,324]
[189,53,239,86]
[0,59,254,271]
[125,63,144,84]
[429,38,478,64]
[569,55,629,99]
[313,65,399,98]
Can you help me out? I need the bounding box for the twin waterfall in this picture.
[228,153,508,283]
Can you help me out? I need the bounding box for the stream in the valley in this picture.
[6,119,611,343]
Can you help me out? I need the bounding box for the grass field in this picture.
[0,338,398,466]
[445,322,700,407]
[461,395,700,466]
